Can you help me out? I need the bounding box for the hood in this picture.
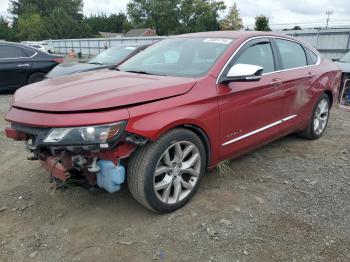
[13,70,196,112]
[335,61,350,74]
[46,62,109,78]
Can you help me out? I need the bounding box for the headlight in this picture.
[43,121,127,148]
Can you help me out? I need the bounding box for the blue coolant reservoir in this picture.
[96,160,125,193]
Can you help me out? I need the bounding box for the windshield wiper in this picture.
[110,66,120,71]
[89,62,103,65]
[124,70,166,76]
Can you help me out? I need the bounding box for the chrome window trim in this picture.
[216,36,321,84]
[0,44,38,60]
[222,115,297,146]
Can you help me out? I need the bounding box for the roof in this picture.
[172,30,298,40]
[124,28,153,37]
[99,32,123,38]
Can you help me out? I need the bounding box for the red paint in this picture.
[11,71,196,112]
[98,143,136,164]
[41,156,71,181]
[5,127,26,141]
[5,31,341,168]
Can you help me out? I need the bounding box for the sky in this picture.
[1,0,350,29]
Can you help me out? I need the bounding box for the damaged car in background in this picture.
[5,31,340,213]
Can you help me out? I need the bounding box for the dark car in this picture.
[0,42,64,91]
[46,44,149,78]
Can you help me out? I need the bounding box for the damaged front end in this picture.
[5,122,147,193]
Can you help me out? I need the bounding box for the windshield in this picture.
[340,51,350,63]
[89,46,137,65]
[119,38,234,77]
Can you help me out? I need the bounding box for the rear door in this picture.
[0,44,34,90]
[272,38,315,122]
[217,38,286,160]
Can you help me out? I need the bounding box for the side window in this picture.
[23,48,36,57]
[0,45,25,59]
[305,47,318,65]
[235,41,275,74]
[275,39,307,69]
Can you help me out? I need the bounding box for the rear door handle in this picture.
[17,64,30,67]
[307,72,316,78]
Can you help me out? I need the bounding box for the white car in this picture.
[22,42,52,53]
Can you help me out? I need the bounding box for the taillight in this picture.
[53,58,64,63]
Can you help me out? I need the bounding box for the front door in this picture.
[217,38,286,160]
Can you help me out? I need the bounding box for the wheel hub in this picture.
[153,141,201,205]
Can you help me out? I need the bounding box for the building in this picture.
[99,32,123,38]
[124,28,157,37]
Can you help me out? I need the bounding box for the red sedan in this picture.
[5,31,341,213]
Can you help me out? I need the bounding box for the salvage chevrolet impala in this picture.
[5,32,341,213]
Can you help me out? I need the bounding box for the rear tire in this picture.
[28,72,45,84]
[299,93,330,140]
[127,128,206,213]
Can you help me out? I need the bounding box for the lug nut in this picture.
[172,162,177,167]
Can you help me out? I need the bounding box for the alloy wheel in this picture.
[313,98,329,135]
[153,141,201,205]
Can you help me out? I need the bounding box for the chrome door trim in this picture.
[222,115,297,146]
[216,35,321,84]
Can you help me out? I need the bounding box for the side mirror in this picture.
[220,64,263,83]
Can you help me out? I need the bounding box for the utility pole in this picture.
[325,10,333,29]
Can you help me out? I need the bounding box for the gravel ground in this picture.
[0,94,349,262]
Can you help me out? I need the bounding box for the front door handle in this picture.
[270,79,283,86]
[307,72,316,78]
[17,64,30,67]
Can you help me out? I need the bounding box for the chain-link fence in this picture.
[46,28,350,59]
[46,36,166,57]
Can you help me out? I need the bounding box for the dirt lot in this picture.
[0,94,349,262]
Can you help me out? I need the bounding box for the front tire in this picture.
[127,128,206,213]
[299,93,330,140]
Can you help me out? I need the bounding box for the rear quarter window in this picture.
[305,47,318,65]
[275,39,307,69]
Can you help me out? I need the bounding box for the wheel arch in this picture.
[324,90,333,107]
[181,124,211,168]
[152,122,213,168]
[131,120,215,168]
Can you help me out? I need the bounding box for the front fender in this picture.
[125,84,220,166]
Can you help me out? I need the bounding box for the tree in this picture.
[127,0,226,35]
[292,25,302,30]
[178,0,226,34]
[17,13,45,40]
[220,2,243,31]
[85,13,130,34]
[127,0,180,35]
[254,15,271,31]
[8,0,89,40]
[9,0,84,24]
[44,8,92,39]
[0,16,15,40]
